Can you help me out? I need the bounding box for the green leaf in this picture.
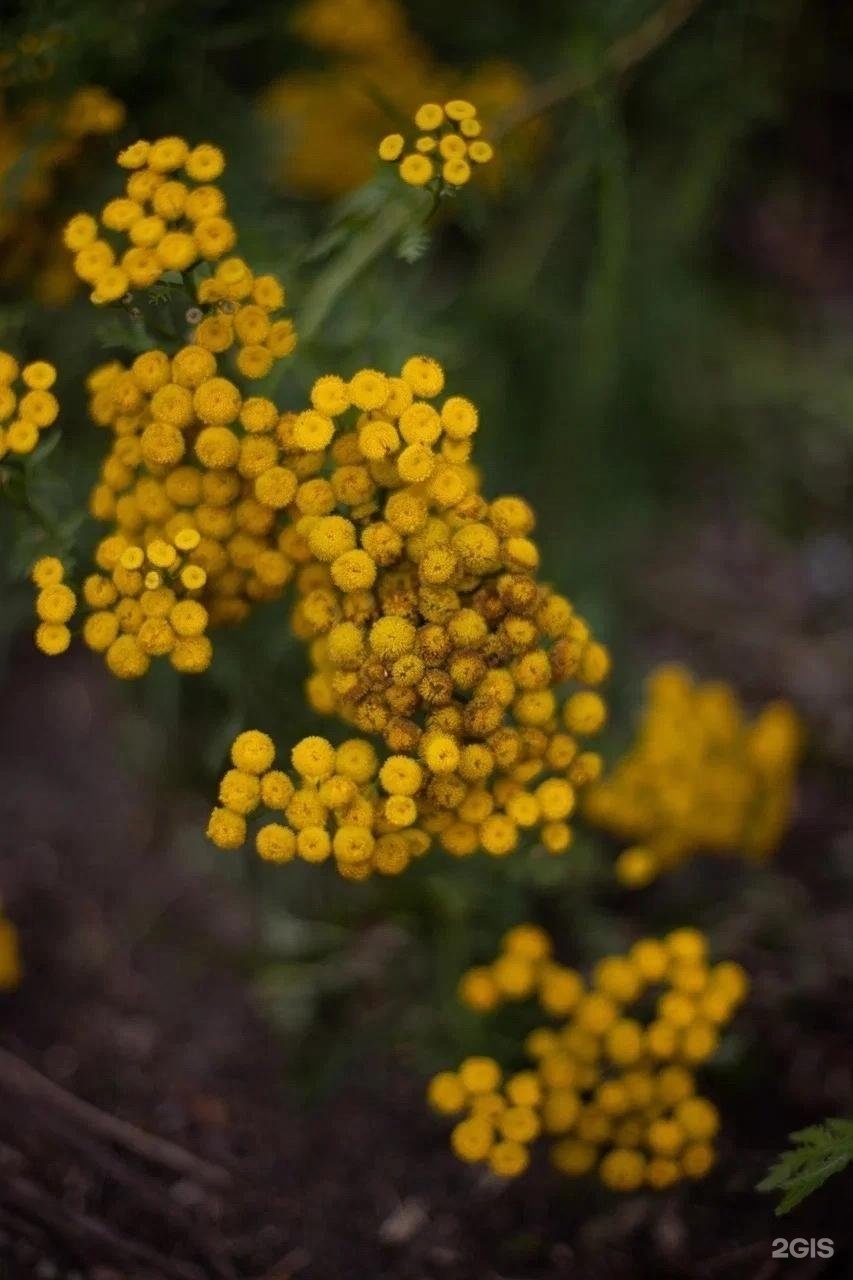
[25,427,63,468]
[397,228,431,264]
[757,1119,853,1215]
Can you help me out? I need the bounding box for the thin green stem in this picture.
[298,200,412,343]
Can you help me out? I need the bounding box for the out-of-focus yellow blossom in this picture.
[259,0,539,199]
[430,927,747,1186]
[0,902,22,991]
[380,99,494,191]
[204,356,609,877]
[0,28,65,91]
[584,665,803,886]
[0,353,59,458]
[0,85,124,304]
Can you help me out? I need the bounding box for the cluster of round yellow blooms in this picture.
[261,0,534,200]
[30,532,213,677]
[379,100,494,189]
[0,352,59,457]
[207,729,431,879]
[429,926,748,1188]
[64,135,232,302]
[80,529,212,678]
[192,259,295,380]
[584,665,803,888]
[35,140,295,679]
[0,900,22,991]
[31,556,76,656]
[276,359,611,869]
[0,86,124,304]
[62,135,294,375]
[80,348,304,636]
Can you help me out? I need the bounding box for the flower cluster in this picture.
[0,900,21,991]
[0,353,59,458]
[208,730,430,878]
[64,135,234,302]
[0,85,124,304]
[260,0,534,199]
[584,665,803,887]
[429,926,748,1188]
[82,529,214,677]
[29,138,300,672]
[379,100,494,189]
[63,134,295,379]
[204,356,610,875]
[80,342,304,634]
[32,533,212,676]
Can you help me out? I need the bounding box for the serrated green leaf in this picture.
[758,1118,853,1215]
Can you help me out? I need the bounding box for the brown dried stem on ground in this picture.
[0,1045,231,1188]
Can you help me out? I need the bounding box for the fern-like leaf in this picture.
[758,1119,853,1215]
[397,228,431,264]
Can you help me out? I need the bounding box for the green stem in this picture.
[24,490,64,544]
[298,200,412,343]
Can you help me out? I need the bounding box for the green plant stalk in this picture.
[298,200,412,343]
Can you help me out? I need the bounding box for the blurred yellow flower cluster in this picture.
[0,85,124,304]
[429,925,748,1187]
[205,354,610,877]
[379,99,494,189]
[260,0,535,198]
[0,902,21,992]
[0,27,68,89]
[0,352,58,458]
[584,664,803,886]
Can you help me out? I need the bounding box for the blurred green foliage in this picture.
[759,1119,853,1215]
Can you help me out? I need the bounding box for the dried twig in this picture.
[0,1107,238,1280]
[3,1174,207,1280]
[0,1046,231,1188]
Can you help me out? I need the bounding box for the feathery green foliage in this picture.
[758,1119,853,1215]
